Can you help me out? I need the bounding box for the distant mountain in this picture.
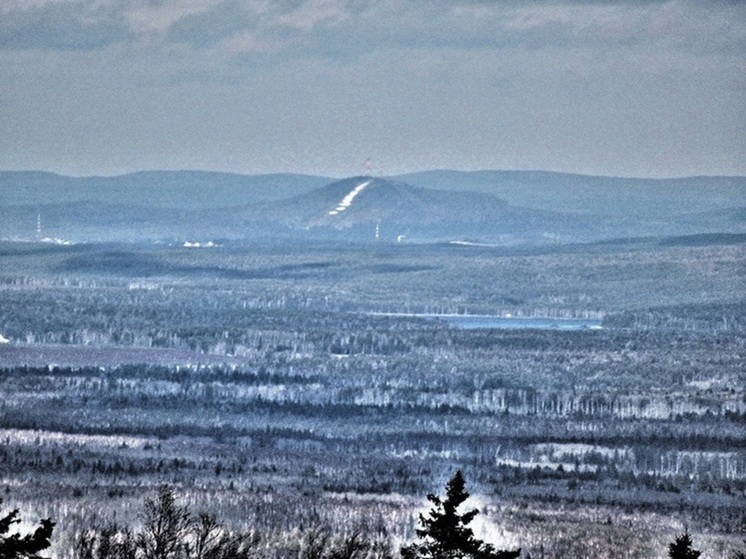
[1,170,744,245]
[0,171,332,210]
[247,176,512,228]
[219,176,599,243]
[394,170,746,218]
[0,201,191,243]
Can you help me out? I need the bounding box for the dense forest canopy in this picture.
[0,232,743,558]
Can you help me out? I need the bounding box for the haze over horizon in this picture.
[1,0,744,180]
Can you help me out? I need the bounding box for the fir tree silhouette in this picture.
[0,501,54,559]
[401,470,520,559]
[668,531,701,559]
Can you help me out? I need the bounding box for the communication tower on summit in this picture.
[364,157,373,176]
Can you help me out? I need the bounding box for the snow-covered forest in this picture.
[0,237,744,558]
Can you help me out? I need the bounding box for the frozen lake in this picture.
[435,315,602,330]
[377,313,603,330]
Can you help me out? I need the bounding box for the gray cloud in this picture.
[247,0,746,64]
[167,1,259,47]
[0,2,131,50]
[1,0,743,59]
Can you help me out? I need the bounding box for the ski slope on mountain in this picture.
[328,180,371,215]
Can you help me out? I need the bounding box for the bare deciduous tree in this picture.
[138,486,191,559]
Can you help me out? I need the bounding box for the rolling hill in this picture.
[1,170,744,245]
[394,170,746,217]
[0,170,332,210]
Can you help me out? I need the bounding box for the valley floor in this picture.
[0,238,744,558]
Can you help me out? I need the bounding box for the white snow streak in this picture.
[328,180,371,215]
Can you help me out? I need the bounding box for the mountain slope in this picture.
[0,171,332,210]
[394,170,746,217]
[261,176,509,226]
[222,176,602,243]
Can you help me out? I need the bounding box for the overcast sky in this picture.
[1,0,744,178]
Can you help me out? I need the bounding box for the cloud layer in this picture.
[2,1,743,56]
[1,0,744,177]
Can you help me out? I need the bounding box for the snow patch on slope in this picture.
[328,180,371,215]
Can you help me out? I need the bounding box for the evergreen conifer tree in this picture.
[668,531,702,559]
[401,470,520,559]
[0,502,54,559]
